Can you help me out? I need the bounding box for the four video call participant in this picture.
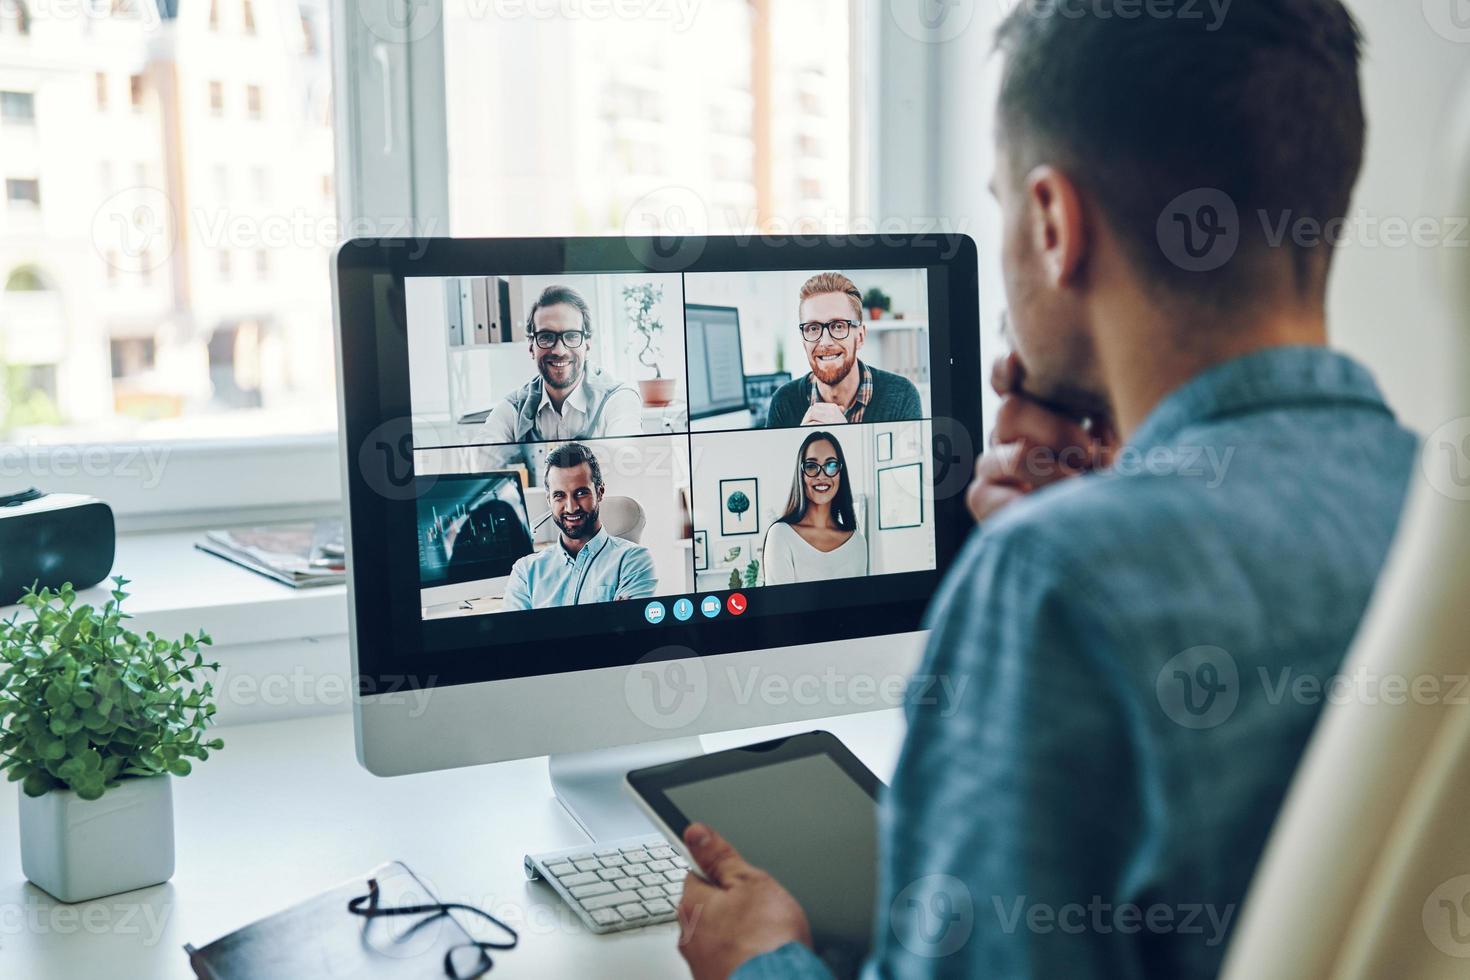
[500,442,657,610]
[762,430,870,586]
[483,285,643,445]
[765,272,923,429]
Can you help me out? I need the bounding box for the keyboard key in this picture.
[564,853,594,863]
[574,859,601,872]
[616,879,642,892]
[590,908,621,926]
[570,881,616,899]
[672,857,689,869]
[624,850,651,864]
[643,899,674,915]
[662,883,682,897]
[546,863,577,877]
[594,848,619,857]
[597,867,626,881]
[647,859,674,872]
[582,892,631,911]
[560,871,598,887]
[641,873,668,887]
[663,870,684,883]
[638,886,666,901]
[648,846,676,860]
[623,863,649,877]
[617,903,649,921]
[600,855,626,868]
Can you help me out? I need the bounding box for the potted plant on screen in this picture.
[0,579,223,903]
[862,287,891,321]
[624,282,676,407]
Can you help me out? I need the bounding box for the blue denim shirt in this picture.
[735,347,1417,980]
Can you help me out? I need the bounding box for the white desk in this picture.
[0,708,906,979]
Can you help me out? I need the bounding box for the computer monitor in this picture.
[333,236,981,839]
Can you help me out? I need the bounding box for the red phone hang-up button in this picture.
[726,592,747,616]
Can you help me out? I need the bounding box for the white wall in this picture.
[690,420,935,589]
[924,0,1470,437]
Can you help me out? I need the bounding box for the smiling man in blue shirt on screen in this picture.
[672,2,1419,979]
[501,442,656,610]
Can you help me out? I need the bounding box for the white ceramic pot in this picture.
[18,775,174,903]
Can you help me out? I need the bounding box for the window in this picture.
[218,250,232,279]
[242,0,256,36]
[213,164,229,200]
[129,74,144,111]
[441,0,853,237]
[246,84,262,120]
[1,90,36,123]
[209,81,225,116]
[95,73,109,111]
[208,0,220,30]
[251,165,269,201]
[254,250,270,277]
[5,178,40,208]
[2,1,29,35]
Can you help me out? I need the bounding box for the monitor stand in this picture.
[548,735,705,842]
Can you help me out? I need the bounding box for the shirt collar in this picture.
[558,525,608,563]
[808,359,873,407]
[1127,345,1393,451]
[538,376,588,418]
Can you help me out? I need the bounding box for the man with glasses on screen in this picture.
[500,442,656,611]
[482,284,642,445]
[764,272,923,429]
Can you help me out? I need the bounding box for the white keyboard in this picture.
[524,833,689,934]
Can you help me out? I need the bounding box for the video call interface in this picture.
[404,268,939,625]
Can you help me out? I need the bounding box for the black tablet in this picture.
[625,731,882,975]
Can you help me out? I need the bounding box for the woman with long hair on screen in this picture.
[762,430,870,585]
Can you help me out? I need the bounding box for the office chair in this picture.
[1220,77,1470,979]
[534,495,646,545]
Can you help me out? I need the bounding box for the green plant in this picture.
[742,560,759,589]
[726,490,751,525]
[861,287,891,312]
[728,567,742,590]
[623,282,666,378]
[0,579,223,800]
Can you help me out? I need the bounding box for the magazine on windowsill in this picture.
[195,520,346,589]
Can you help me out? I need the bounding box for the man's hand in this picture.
[676,823,812,980]
[800,402,849,426]
[967,352,1117,523]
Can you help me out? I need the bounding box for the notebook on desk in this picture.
[185,861,493,979]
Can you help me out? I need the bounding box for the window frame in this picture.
[12,0,907,534]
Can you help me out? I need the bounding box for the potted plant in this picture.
[0,579,223,903]
[862,287,891,321]
[624,282,676,407]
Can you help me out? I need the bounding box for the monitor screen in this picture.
[336,236,980,687]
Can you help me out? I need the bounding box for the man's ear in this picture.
[1024,165,1089,288]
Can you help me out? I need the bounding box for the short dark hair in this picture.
[544,441,603,489]
[527,285,592,335]
[995,0,1365,301]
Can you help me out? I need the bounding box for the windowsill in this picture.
[7,530,349,648]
